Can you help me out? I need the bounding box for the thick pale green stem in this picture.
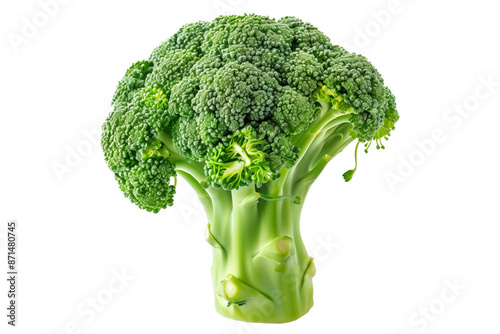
[208,185,315,323]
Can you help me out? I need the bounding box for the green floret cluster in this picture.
[101,14,399,323]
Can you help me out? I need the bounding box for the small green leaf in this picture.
[342,169,355,182]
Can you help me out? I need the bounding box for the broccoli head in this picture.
[101,14,399,323]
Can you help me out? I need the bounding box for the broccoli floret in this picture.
[281,51,323,95]
[274,86,316,134]
[205,126,277,190]
[101,14,399,323]
[322,54,394,148]
[146,50,199,98]
[171,115,209,161]
[149,21,210,64]
[168,76,200,118]
[324,54,388,113]
[119,157,176,213]
[112,60,154,105]
[210,62,279,130]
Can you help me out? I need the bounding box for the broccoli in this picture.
[102,14,399,323]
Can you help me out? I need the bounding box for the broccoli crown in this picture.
[102,14,398,212]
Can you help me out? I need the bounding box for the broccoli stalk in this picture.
[209,185,312,322]
[102,14,399,323]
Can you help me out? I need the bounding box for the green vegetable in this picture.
[102,14,399,323]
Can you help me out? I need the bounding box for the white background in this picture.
[1,0,499,333]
